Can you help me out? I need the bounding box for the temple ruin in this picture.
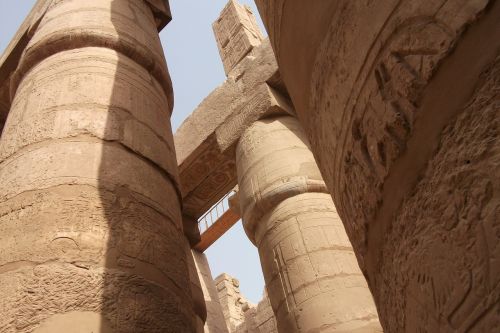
[0,0,498,332]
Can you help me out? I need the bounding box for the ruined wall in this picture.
[234,292,277,333]
[215,273,278,333]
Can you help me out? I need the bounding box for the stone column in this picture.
[236,116,381,332]
[255,2,500,331]
[192,251,230,333]
[0,0,196,332]
[185,244,209,333]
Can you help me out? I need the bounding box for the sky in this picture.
[0,1,266,303]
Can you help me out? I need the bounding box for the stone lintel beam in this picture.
[0,0,171,135]
[175,39,292,239]
[178,82,293,226]
[175,39,283,166]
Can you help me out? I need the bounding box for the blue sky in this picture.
[0,1,265,303]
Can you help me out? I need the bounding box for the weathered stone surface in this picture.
[236,116,381,332]
[255,0,500,331]
[213,0,263,75]
[1,48,179,189]
[0,0,172,136]
[187,247,208,333]
[143,0,172,30]
[175,3,294,246]
[215,273,278,333]
[0,0,52,135]
[235,292,277,333]
[175,39,292,226]
[0,0,196,332]
[193,251,230,333]
[215,273,253,332]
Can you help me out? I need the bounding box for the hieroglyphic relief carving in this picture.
[213,0,263,75]
[237,116,381,332]
[308,2,498,329]
[0,0,196,331]
[379,57,500,332]
[251,0,499,330]
[308,0,490,264]
[340,18,455,254]
[182,157,237,219]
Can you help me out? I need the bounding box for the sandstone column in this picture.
[187,247,209,333]
[255,2,500,331]
[0,0,196,332]
[236,116,381,332]
[192,251,230,333]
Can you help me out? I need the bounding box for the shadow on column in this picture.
[0,0,194,331]
[99,0,195,331]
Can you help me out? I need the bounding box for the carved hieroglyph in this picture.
[213,0,264,75]
[0,0,196,332]
[236,116,382,332]
[255,0,500,331]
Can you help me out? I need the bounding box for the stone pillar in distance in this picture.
[236,116,382,332]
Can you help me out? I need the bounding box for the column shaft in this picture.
[0,0,195,332]
[192,250,230,333]
[236,116,381,332]
[254,2,500,331]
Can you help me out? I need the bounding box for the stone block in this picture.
[213,0,263,75]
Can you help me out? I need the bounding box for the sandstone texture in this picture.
[0,0,196,332]
[215,273,277,333]
[176,2,384,332]
[255,0,500,331]
[187,247,209,333]
[193,251,230,333]
[175,3,292,245]
[213,0,264,75]
[3,0,495,331]
[236,116,382,332]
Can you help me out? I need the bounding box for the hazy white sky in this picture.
[0,0,266,303]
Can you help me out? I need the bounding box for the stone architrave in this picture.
[214,272,278,333]
[236,115,382,332]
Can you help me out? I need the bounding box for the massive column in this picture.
[255,1,500,331]
[0,0,196,332]
[236,116,381,332]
